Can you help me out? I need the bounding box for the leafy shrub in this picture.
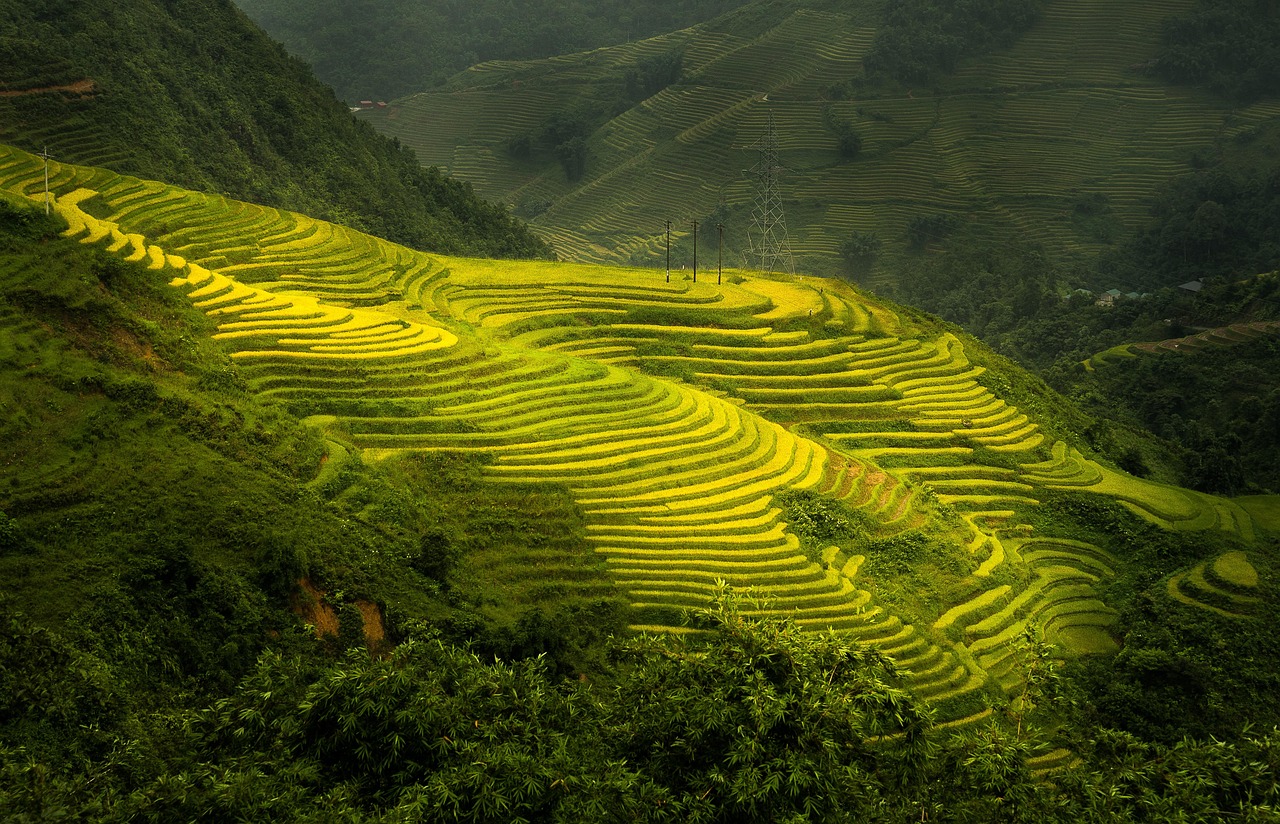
[862,530,932,574]
[0,511,19,552]
[505,133,533,159]
[623,50,684,100]
[410,528,459,582]
[776,489,869,549]
[906,212,961,250]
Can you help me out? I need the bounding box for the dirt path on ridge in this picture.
[0,79,96,98]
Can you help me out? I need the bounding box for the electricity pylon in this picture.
[746,110,794,274]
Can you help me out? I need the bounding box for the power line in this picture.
[717,223,724,285]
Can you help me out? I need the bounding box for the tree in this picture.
[837,124,863,159]
[543,111,593,182]
[607,584,932,821]
[840,231,882,269]
[555,136,589,182]
[907,213,960,250]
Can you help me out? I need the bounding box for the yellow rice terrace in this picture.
[1,143,1263,735]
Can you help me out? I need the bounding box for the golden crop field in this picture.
[4,143,1261,723]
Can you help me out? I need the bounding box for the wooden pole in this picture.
[692,220,698,283]
[665,220,671,283]
[717,223,723,285]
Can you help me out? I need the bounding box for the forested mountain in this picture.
[0,0,548,259]
[233,0,753,102]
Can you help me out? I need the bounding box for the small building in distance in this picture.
[1096,288,1124,308]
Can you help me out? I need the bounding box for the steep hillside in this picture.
[1075,285,1280,495]
[0,185,624,672]
[234,0,752,102]
[5,144,1271,729]
[360,0,1280,286]
[0,0,548,259]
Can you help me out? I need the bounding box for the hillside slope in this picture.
[234,0,752,102]
[360,0,1280,285]
[5,144,1268,725]
[0,0,548,259]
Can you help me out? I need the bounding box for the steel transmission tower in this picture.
[746,110,794,274]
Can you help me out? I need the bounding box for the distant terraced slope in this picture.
[362,0,1280,285]
[1083,319,1280,371]
[4,144,1257,721]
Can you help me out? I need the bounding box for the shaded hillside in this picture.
[234,0,752,102]
[361,0,1280,286]
[1155,0,1280,101]
[1070,269,1280,495]
[0,0,549,259]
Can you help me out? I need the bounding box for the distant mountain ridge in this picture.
[0,0,549,259]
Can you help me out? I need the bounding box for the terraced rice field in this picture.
[3,143,1257,721]
[361,0,1280,287]
[1167,551,1263,619]
[1082,320,1280,371]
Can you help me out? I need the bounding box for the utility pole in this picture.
[717,223,724,285]
[37,147,53,215]
[665,220,671,283]
[692,220,698,283]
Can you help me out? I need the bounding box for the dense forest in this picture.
[862,0,1046,85]
[1153,0,1280,101]
[233,0,751,102]
[0,0,549,259]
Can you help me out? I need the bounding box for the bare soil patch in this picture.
[0,79,97,98]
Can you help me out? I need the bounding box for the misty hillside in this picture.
[357,0,1280,288]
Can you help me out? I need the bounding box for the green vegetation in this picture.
[7,584,1280,821]
[0,0,549,259]
[31,142,1250,702]
[0,187,619,791]
[1078,336,1280,494]
[877,112,1280,492]
[4,121,1280,818]
[1155,0,1280,100]
[363,0,1279,285]
[298,0,1279,524]
[234,0,747,101]
[863,0,1046,85]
